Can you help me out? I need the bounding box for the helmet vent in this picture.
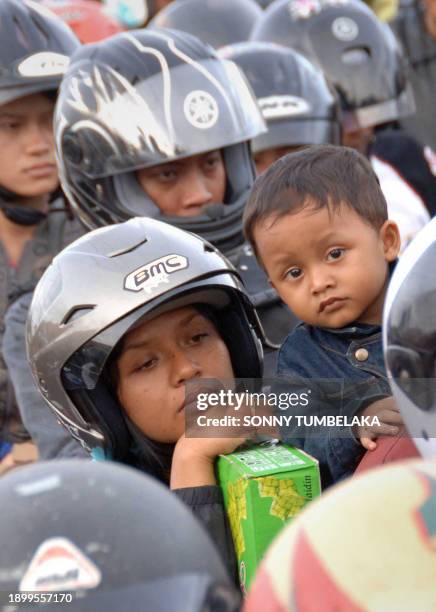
[30,15,50,45]
[107,237,148,258]
[203,243,216,253]
[341,47,370,66]
[62,306,95,325]
[13,16,29,49]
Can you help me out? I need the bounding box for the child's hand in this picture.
[353,396,403,451]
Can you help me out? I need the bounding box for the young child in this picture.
[243,144,403,486]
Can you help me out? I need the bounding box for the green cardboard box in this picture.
[217,443,320,593]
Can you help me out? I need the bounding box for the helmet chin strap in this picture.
[0,185,48,226]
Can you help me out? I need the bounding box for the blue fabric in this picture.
[276,321,391,487]
[0,441,12,460]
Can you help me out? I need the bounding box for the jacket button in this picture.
[355,348,369,362]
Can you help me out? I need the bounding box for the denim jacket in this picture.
[276,322,392,487]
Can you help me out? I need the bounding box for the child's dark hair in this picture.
[243,145,388,258]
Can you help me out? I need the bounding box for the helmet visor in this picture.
[58,58,266,178]
[341,84,415,132]
[385,242,436,414]
[61,281,234,393]
[252,118,340,152]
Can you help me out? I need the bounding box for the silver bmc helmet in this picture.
[27,217,264,459]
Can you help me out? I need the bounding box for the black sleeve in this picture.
[173,485,238,586]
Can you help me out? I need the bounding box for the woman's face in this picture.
[116,306,234,443]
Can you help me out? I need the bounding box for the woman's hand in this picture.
[170,433,247,489]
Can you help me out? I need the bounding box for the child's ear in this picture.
[379,220,401,261]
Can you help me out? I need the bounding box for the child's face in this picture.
[136,150,226,217]
[115,306,234,443]
[254,203,400,328]
[0,93,58,198]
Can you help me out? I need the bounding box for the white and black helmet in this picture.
[251,0,415,133]
[27,218,264,460]
[0,0,79,107]
[0,0,79,223]
[55,28,266,251]
[384,217,436,459]
[219,41,340,153]
[0,460,239,611]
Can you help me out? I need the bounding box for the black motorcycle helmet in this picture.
[253,0,276,7]
[219,41,340,154]
[0,460,239,611]
[148,0,262,48]
[251,0,415,133]
[384,217,436,459]
[27,217,264,461]
[55,28,266,252]
[0,0,80,225]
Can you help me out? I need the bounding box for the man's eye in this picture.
[327,248,345,261]
[0,122,19,130]
[157,170,177,181]
[285,268,302,279]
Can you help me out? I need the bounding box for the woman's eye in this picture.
[157,170,177,182]
[138,358,156,371]
[327,248,345,261]
[204,156,219,170]
[191,332,209,343]
[285,268,302,280]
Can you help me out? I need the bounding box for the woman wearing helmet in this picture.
[0,0,83,454]
[27,216,266,576]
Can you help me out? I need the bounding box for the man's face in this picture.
[253,145,304,176]
[341,127,374,156]
[423,0,436,23]
[136,150,227,217]
[0,93,58,198]
[254,203,400,328]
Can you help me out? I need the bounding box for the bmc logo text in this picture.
[124,254,189,293]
